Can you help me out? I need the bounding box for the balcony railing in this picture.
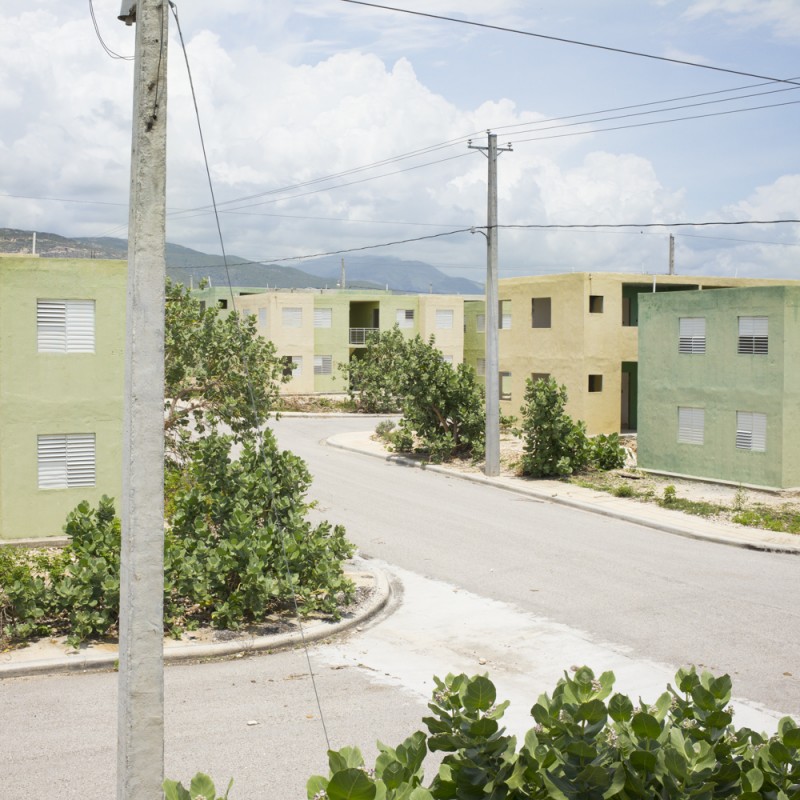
[349,327,379,345]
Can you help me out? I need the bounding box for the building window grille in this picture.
[282,307,303,328]
[314,355,333,375]
[738,316,768,355]
[37,300,95,353]
[314,308,332,328]
[736,411,766,451]
[678,406,704,445]
[38,433,96,489]
[679,317,706,354]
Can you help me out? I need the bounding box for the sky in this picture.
[1,0,799,282]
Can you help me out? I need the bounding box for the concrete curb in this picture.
[0,558,391,680]
[327,434,800,556]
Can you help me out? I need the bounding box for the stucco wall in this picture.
[0,257,126,539]
[637,286,800,489]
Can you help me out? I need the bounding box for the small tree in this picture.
[519,377,591,477]
[341,327,485,461]
[164,279,286,461]
[340,326,406,413]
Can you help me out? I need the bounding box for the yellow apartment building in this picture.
[497,272,793,435]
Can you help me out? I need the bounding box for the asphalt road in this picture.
[2,414,798,799]
[270,416,800,719]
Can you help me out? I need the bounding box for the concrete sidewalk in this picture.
[327,430,800,556]
[0,558,390,679]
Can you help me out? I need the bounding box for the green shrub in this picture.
[613,484,635,498]
[343,327,485,461]
[662,484,678,506]
[306,666,800,800]
[518,377,591,478]
[591,432,627,471]
[164,430,355,629]
[374,419,397,444]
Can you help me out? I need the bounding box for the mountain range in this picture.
[0,228,483,295]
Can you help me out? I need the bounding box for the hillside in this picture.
[0,228,482,294]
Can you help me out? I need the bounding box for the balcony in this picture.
[349,327,379,346]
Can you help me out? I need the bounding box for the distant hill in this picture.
[0,228,483,294]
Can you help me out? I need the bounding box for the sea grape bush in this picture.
[306,666,800,800]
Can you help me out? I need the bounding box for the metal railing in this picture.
[349,327,379,345]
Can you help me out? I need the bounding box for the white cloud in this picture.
[684,0,800,39]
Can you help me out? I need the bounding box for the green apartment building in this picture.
[637,285,800,489]
[0,256,126,540]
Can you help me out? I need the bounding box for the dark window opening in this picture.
[531,297,552,328]
[588,374,603,392]
[589,295,604,313]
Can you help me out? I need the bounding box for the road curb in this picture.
[0,558,391,680]
[327,436,800,556]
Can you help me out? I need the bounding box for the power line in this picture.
[177,219,800,272]
[88,0,133,60]
[340,0,800,87]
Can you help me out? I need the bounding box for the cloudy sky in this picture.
[2,0,799,281]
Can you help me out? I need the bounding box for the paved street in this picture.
[2,414,799,799]
[271,416,800,718]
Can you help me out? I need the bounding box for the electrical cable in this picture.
[88,0,134,60]
[169,0,333,751]
[339,0,800,87]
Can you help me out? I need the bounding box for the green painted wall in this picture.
[0,257,127,539]
[638,285,800,489]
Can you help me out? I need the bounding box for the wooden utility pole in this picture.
[117,2,168,798]
[469,132,512,477]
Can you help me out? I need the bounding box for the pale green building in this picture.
[0,256,126,540]
[637,285,800,489]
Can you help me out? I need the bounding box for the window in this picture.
[217,299,228,310]
[37,300,95,353]
[499,300,512,330]
[736,411,766,451]
[679,317,706,354]
[282,355,302,378]
[199,300,207,313]
[435,309,454,329]
[258,307,267,326]
[314,355,333,375]
[738,316,768,354]
[678,407,704,445]
[476,314,485,333]
[396,309,414,328]
[476,358,486,376]
[314,308,332,328]
[442,354,453,364]
[531,297,551,328]
[589,295,604,313]
[282,307,303,328]
[38,433,96,489]
[531,372,550,385]
[588,374,603,392]
[500,372,512,400]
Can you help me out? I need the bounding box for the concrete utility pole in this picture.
[469,132,512,477]
[117,2,168,799]
[668,234,675,275]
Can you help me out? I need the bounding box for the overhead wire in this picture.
[88,0,134,60]
[339,0,800,87]
[168,0,333,751]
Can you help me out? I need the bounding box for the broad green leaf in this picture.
[769,740,792,764]
[162,780,192,800]
[705,710,732,729]
[691,685,717,712]
[631,712,661,740]
[307,775,328,799]
[189,774,217,799]
[602,765,626,799]
[462,675,496,712]
[469,718,499,738]
[664,749,688,780]
[380,761,405,790]
[745,767,764,792]
[782,726,800,749]
[326,768,377,800]
[629,749,657,773]
[576,699,607,725]
[608,693,634,723]
[576,764,610,788]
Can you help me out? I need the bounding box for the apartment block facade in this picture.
[234,289,468,393]
[0,256,126,540]
[637,285,800,489]
[495,272,794,436]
